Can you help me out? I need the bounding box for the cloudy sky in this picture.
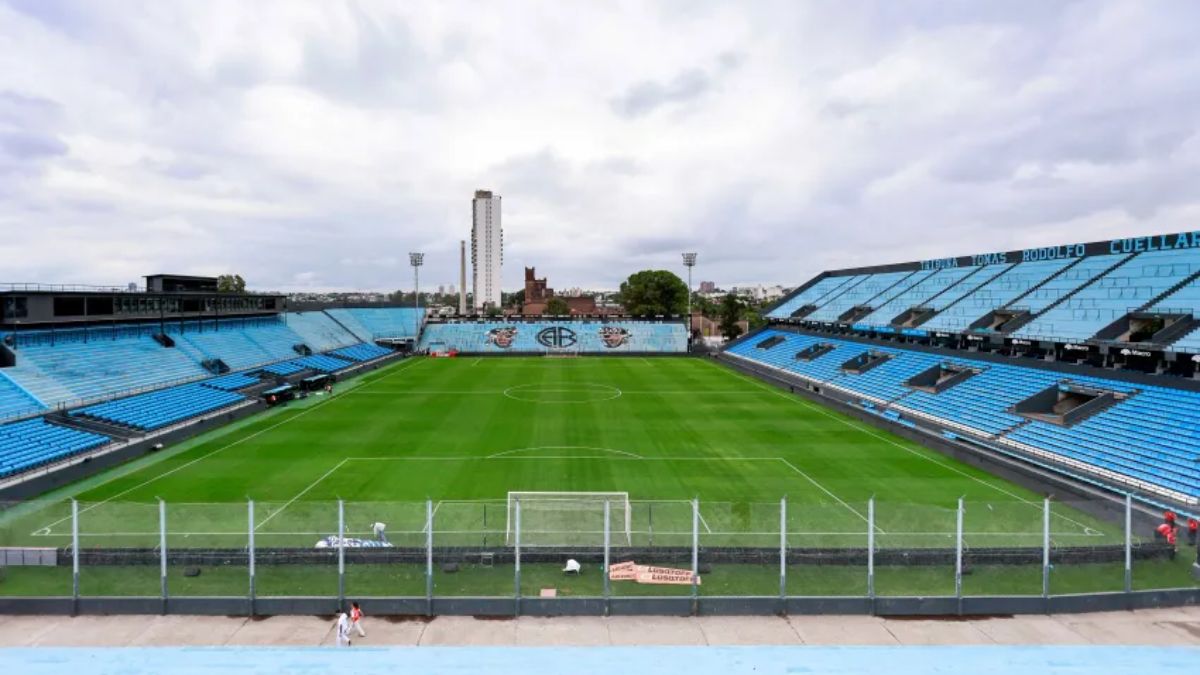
[1,1,1198,293]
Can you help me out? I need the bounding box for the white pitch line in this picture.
[696,507,713,534]
[774,458,880,532]
[487,446,644,459]
[255,458,349,531]
[472,358,482,366]
[709,359,1097,534]
[422,500,444,533]
[29,382,367,536]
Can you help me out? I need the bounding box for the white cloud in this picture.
[0,0,1197,292]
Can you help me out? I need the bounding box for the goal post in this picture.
[506,491,631,546]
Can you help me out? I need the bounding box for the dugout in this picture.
[300,374,331,392]
[261,384,295,407]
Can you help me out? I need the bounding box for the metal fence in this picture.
[1,494,1193,615]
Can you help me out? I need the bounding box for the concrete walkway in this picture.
[2,608,1200,647]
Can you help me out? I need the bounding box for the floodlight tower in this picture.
[409,252,424,342]
[682,252,697,340]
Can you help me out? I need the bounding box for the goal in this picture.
[506,491,631,546]
[544,348,580,358]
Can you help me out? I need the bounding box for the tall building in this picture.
[471,190,503,311]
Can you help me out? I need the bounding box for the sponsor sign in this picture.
[607,561,700,585]
[1062,343,1090,352]
[1120,348,1153,358]
[314,536,393,549]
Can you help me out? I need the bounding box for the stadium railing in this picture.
[1,494,1191,616]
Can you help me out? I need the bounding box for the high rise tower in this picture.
[471,190,503,311]
[458,240,468,315]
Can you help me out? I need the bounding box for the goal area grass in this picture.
[1,356,1193,598]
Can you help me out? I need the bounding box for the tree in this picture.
[485,305,502,318]
[505,288,526,309]
[719,293,744,341]
[545,296,570,316]
[619,270,688,317]
[217,274,246,293]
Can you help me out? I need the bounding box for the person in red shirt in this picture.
[1188,518,1199,547]
[350,601,366,638]
[1156,522,1173,542]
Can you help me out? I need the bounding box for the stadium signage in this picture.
[1010,339,1032,346]
[536,326,578,349]
[1062,343,1090,351]
[1021,244,1086,262]
[1110,232,1200,254]
[1120,348,1153,357]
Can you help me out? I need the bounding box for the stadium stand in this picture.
[0,418,109,478]
[329,343,392,362]
[1011,251,1194,341]
[289,354,352,372]
[326,308,424,340]
[767,275,863,319]
[919,258,1077,332]
[856,266,978,327]
[260,361,307,376]
[284,311,360,352]
[806,271,922,322]
[726,328,1200,502]
[0,371,44,421]
[175,320,305,371]
[202,372,260,391]
[73,383,245,431]
[418,321,688,353]
[4,332,209,406]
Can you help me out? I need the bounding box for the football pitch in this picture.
[4,355,1186,598]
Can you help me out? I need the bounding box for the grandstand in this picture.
[418,320,688,353]
[768,232,1200,368]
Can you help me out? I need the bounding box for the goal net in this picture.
[544,348,580,358]
[506,491,631,546]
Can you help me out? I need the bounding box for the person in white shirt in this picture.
[334,612,352,647]
[372,522,388,543]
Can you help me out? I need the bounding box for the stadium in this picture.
[2,230,1200,621]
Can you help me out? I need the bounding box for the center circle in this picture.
[502,383,622,403]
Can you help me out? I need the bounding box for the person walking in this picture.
[334,611,353,647]
[350,601,366,638]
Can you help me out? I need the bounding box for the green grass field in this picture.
[1,355,1192,598]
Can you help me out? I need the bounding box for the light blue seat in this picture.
[0,418,109,478]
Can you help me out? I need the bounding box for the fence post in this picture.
[779,496,787,607]
[1042,497,1050,600]
[603,499,611,616]
[248,499,256,616]
[159,498,168,613]
[1124,493,1132,595]
[426,499,434,616]
[514,498,522,616]
[691,498,699,616]
[337,499,345,611]
[954,498,964,606]
[71,498,79,613]
[867,497,875,601]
